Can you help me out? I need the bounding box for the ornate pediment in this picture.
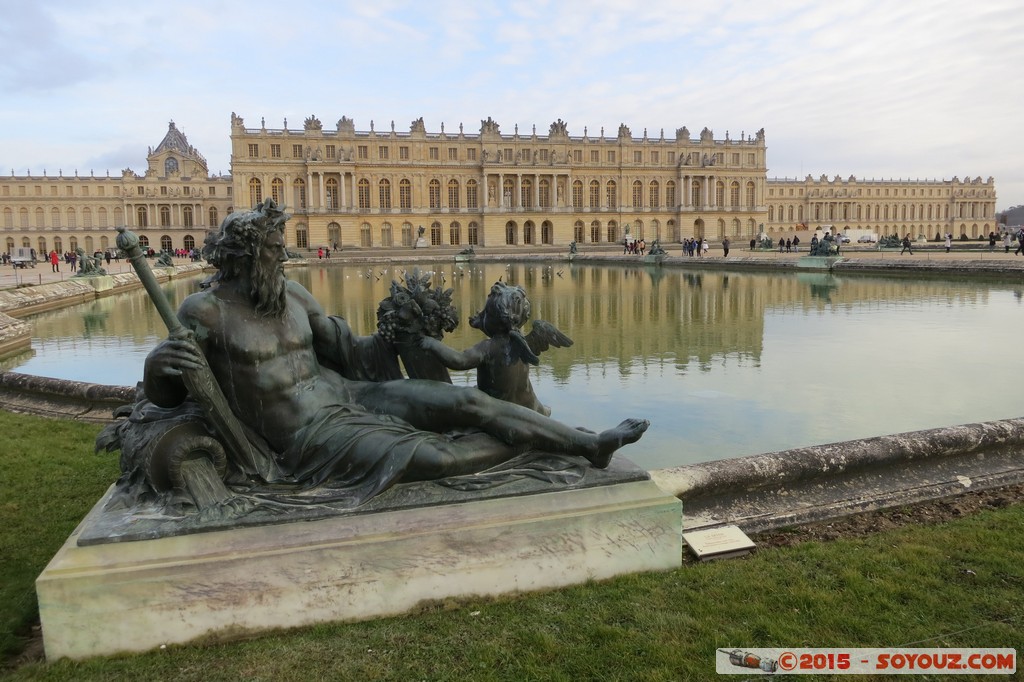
[617,123,631,140]
[304,115,323,132]
[548,119,568,137]
[480,117,500,136]
[410,117,426,134]
[675,126,690,141]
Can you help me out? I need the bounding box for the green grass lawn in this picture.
[2,410,1021,681]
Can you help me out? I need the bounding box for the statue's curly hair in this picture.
[202,199,290,285]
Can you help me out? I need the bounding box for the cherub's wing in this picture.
[525,319,574,355]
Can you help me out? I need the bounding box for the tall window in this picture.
[209,207,218,227]
[520,178,533,209]
[449,222,461,245]
[691,180,701,207]
[430,221,442,246]
[402,222,413,246]
[523,221,534,245]
[466,180,478,209]
[539,179,550,208]
[137,206,148,227]
[429,180,441,209]
[295,225,308,249]
[589,180,600,208]
[328,222,340,247]
[270,144,281,158]
[379,179,392,210]
[730,181,740,207]
[666,181,676,208]
[160,206,171,227]
[649,181,660,208]
[400,179,412,210]
[448,180,460,209]
[591,220,600,243]
[381,223,393,247]
[248,144,259,157]
[293,179,306,209]
[574,221,584,242]
[182,206,193,228]
[468,221,479,245]
[249,178,262,206]
[272,178,284,204]
[326,178,339,209]
[746,182,756,208]
[607,221,617,242]
[606,181,617,209]
[293,144,303,158]
[358,179,371,209]
[715,181,725,206]
[161,235,173,251]
[632,181,642,208]
[50,207,59,227]
[66,208,76,228]
[572,180,583,209]
[360,223,372,247]
[183,235,195,251]
[378,146,389,160]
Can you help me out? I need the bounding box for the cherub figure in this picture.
[420,281,572,416]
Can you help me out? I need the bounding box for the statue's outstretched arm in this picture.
[420,336,487,371]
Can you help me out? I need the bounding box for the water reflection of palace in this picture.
[22,264,993,384]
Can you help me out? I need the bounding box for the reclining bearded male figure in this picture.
[143,199,648,507]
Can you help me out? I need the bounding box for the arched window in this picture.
[541,221,553,244]
[136,206,148,227]
[325,175,337,206]
[381,222,393,247]
[2,208,11,229]
[113,207,123,227]
[183,235,196,251]
[589,180,600,208]
[182,206,193,228]
[633,220,644,240]
[447,180,460,209]
[466,180,479,209]
[38,237,48,254]
[161,235,173,251]
[606,181,617,209]
[427,180,441,209]
[401,222,413,246]
[379,179,392,210]
[208,207,218,228]
[468,221,480,246]
[449,221,461,245]
[769,206,775,221]
[539,179,551,208]
[295,223,308,249]
[651,219,661,241]
[666,181,676,208]
[746,182,755,208]
[19,208,29,228]
[730,181,740,207]
[82,207,92,228]
[691,180,701,207]
[607,221,618,243]
[328,222,341,248]
[649,181,660,209]
[572,180,583,209]
[54,237,63,254]
[430,221,442,246]
[505,221,517,245]
[293,179,306,209]
[715,181,725,206]
[520,178,533,209]
[523,220,534,245]
[503,178,515,207]
[360,222,372,247]
[590,220,601,243]
[50,207,60,227]
[65,208,76,228]
[632,180,643,208]
[574,220,585,243]
[160,206,171,227]
[400,179,412,210]
[668,219,678,242]
[249,178,262,207]
[272,178,285,204]
[358,179,371,209]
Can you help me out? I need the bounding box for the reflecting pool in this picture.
[7,262,1024,470]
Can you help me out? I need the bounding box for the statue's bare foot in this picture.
[589,418,649,469]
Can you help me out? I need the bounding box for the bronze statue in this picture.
[74,247,106,277]
[122,200,647,511]
[420,281,571,416]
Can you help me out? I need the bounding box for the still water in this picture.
[8,262,1024,470]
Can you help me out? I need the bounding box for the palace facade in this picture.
[0,122,232,258]
[1,116,998,256]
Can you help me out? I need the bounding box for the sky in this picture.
[2,0,1022,211]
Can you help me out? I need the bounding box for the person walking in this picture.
[49,249,59,272]
[901,235,914,255]
[945,233,952,253]
[722,236,730,257]
[701,238,709,257]
[988,232,996,252]
[1004,232,1012,253]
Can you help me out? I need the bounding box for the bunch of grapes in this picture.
[375,269,458,342]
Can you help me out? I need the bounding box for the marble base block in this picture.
[37,479,682,660]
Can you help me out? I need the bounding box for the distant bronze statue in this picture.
[156,251,174,267]
[74,247,106,277]
[648,240,668,256]
[569,241,578,255]
[420,281,572,416]
[101,200,647,513]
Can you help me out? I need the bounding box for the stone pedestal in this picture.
[37,474,682,660]
[84,275,115,293]
[414,237,428,249]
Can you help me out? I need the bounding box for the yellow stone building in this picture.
[0,122,232,258]
[1,116,999,256]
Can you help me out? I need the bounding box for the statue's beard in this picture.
[251,258,288,318]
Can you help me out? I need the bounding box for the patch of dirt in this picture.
[753,482,1024,549]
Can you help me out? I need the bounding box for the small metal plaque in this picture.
[683,525,755,561]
